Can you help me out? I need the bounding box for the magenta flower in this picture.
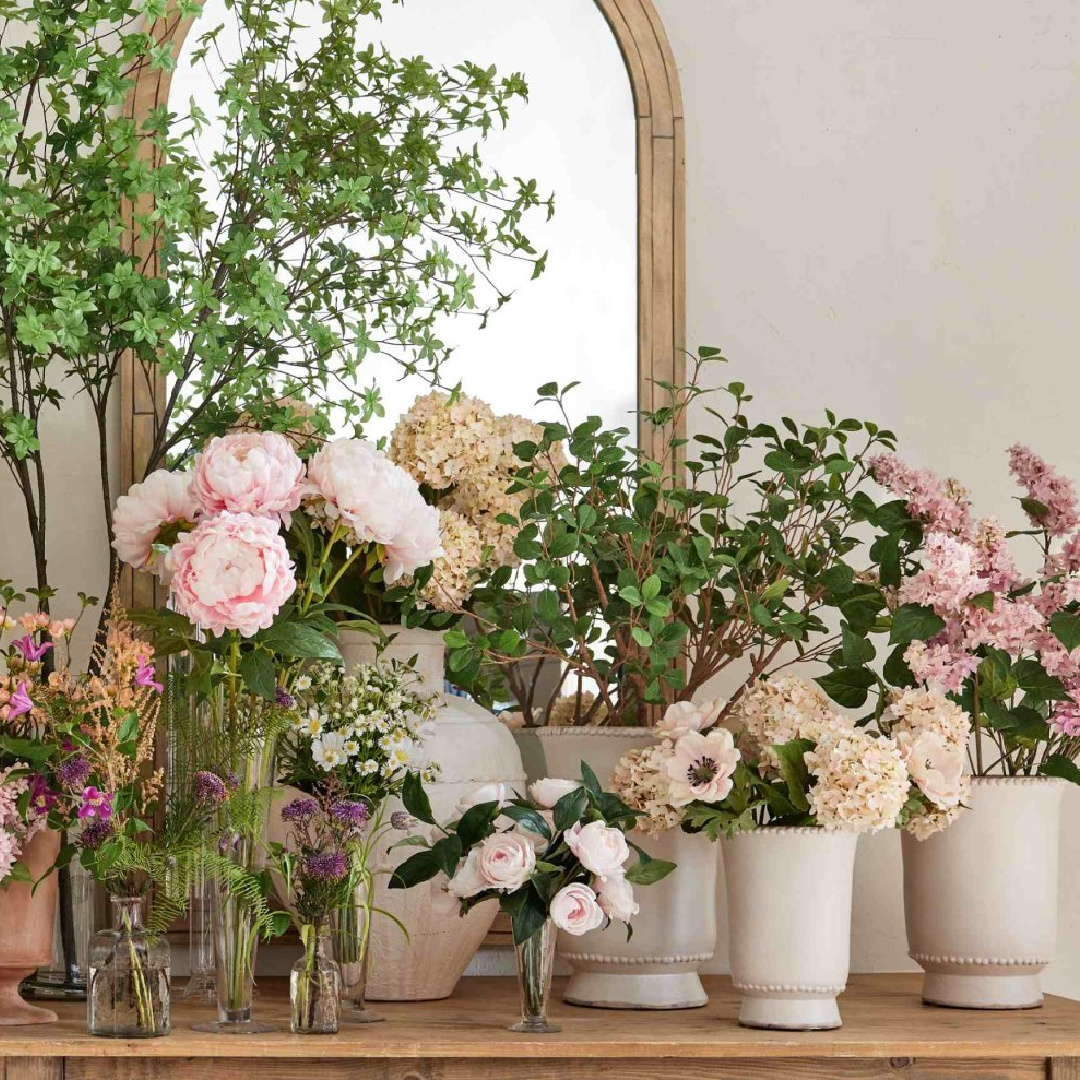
[12,636,52,663]
[77,786,112,821]
[7,682,33,719]
[134,655,163,694]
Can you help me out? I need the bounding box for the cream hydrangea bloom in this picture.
[419,509,485,610]
[611,740,683,836]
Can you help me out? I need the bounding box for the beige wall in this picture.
[655,0,1080,995]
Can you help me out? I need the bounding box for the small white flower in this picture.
[294,675,312,691]
[312,731,348,771]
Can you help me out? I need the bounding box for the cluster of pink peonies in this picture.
[113,431,443,637]
[870,446,1080,736]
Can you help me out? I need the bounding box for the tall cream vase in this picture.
[338,626,526,1001]
[720,828,858,1031]
[516,726,717,1010]
[902,776,1065,1009]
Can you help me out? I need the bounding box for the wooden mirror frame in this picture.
[120,0,685,606]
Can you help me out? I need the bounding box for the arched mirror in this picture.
[121,1,684,613]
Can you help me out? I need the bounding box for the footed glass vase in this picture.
[511,920,560,1034]
[330,886,383,1024]
[291,923,341,1035]
[87,897,170,1038]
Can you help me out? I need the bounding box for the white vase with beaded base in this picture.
[720,827,858,1030]
[902,776,1065,1010]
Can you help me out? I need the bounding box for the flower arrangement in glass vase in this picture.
[275,658,440,1021]
[388,764,675,1033]
[441,347,902,727]
[113,425,442,1034]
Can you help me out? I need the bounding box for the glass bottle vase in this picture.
[87,897,170,1038]
[510,920,560,1034]
[329,886,383,1024]
[290,922,341,1035]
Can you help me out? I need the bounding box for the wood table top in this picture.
[2,974,1080,1060]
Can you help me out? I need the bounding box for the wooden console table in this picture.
[3,974,1080,1079]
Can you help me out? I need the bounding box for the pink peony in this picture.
[550,882,606,936]
[165,512,296,637]
[112,469,199,575]
[664,728,741,807]
[382,498,443,584]
[306,438,430,547]
[564,820,630,877]
[656,697,724,739]
[191,432,306,523]
[474,832,536,892]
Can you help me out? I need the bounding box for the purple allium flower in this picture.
[80,818,113,849]
[57,756,91,789]
[329,800,370,828]
[281,796,319,822]
[194,771,227,806]
[225,770,240,790]
[276,686,297,709]
[390,810,418,830]
[304,851,348,881]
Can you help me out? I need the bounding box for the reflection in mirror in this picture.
[169,0,637,441]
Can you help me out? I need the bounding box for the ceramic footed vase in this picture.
[518,726,716,1010]
[0,828,61,1025]
[338,626,527,1001]
[721,828,858,1031]
[902,776,1064,1009]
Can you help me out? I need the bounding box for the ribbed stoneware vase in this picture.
[516,726,717,1010]
[721,828,858,1030]
[339,627,526,1001]
[902,776,1065,1009]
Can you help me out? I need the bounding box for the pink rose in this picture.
[475,831,536,892]
[596,872,639,923]
[664,728,740,807]
[897,730,966,809]
[550,883,605,936]
[528,778,580,809]
[191,432,306,523]
[166,512,296,637]
[306,438,428,546]
[383,497,443,584]
[456,782,512,817]
[564,820,629,877]
[657,697,724,738]
[112,469,199,575]
[447,849,486,899]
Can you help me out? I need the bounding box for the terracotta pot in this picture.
[0,828,61,1025]
[902,776,1064,1009]
[338,627,526,1001]
[721,827,858,1030]
[517,726,716,1010]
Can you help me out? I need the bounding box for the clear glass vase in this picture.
[87,897,170,1038]
[329,885,383,1024]
[182,865,215,1003]
[510,920,560,1034]
[290,922,341,1035]
[192,737,277,1035]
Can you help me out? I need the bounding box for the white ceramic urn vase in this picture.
[902,776,1065,1009]
[339,626,527,1001]
[516,726,717,1010]
[721,828,858,1030]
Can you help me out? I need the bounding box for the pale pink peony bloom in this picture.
[896,729,965,809]
[447,849,486,899]
[112,469,199,575]
[664,729,741,807]
[656,697,724,739]
[596,872,639,923]
[550,882,606,936]
[165,512,296,637]
[564,820,630,877]
[306,438,428,547]
[474,831,536,892]
[191,431,306,524]
[528,778,581,809]
[382,497,443,584]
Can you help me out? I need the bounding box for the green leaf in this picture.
[1050,611,1080,654]
[841,625,875,667]
[969,591,996,613]
[389,849,442,890]
[630,626,653,647]
[553,785,589,833]
[1014,659,1070,702]
[816,667,875,708]
[883,644,916,689]
[772,738,813,812]
[625,856,676,886]
[239,649,278,701]
[116,713,140,745]
[430,835,463,879]
[1040,754,1080,786]
[500,804,552,842]
[456,801,502,847]
[401,772,436,826]
[580,760,603,800]
[889,604,946,646]
[1020,497,1051,524]
[507,887,547,945]
[258,622,341,661]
